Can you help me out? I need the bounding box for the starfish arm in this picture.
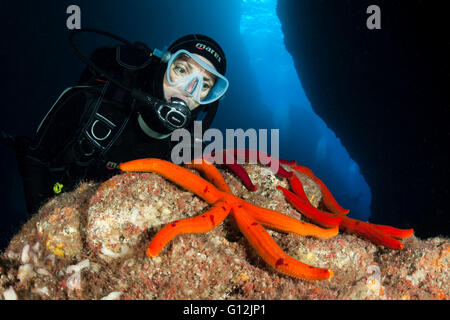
[370,224,414,239]
[231,206,333,280]
[369,223,414,239]
[185,160,232,193]
[340,217,404,250]
[241,201,338,239]
[292,164,314,176]
[279,159,297,166]
[120,158,223,204]
[203,149,296,192]
[280,183,408,249]
[288,174,309,202]
[292,165,349,215]
[232,149,293,178]
[146,201,231,257]
[225,162,257,191]
[277,186,343,228]
[203,150,256,191]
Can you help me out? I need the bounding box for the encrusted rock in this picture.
[86,172,208,261]
[37,207,82,259]
[0,163,447,300]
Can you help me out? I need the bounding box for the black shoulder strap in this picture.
[72,80,136,166]
[30,85,97,153]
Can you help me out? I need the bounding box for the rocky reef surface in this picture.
[0,164,448,300]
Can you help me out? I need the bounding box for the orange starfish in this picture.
[119,158,338,280]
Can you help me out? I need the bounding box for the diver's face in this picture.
[163,53,216,110]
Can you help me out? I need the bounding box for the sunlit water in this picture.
[239,0,371,220]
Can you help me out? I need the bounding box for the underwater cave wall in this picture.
[276,0,449,237]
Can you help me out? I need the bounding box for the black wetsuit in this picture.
[15,44,215,215]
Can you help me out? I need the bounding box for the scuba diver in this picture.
[6,29,229,216]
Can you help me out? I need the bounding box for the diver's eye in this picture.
[202,83,212,92]
[174,65,187,75]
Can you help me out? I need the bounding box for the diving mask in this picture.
[166,50,229,105]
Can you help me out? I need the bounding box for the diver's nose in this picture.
[185,78,199,95]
